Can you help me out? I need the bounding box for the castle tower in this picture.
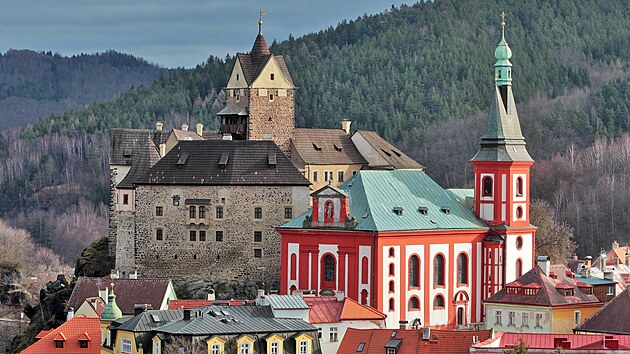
[218,11,295,155]
[472,16,537,313]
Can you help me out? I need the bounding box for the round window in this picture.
[516,236,523,250]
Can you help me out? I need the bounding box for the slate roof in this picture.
[118,135,161,188]
[114,309,184,332]
[133,140,310,186]
[574,287,630,334]
[171,129,204,141]
[217,104,248,116]
[22,316,100,354]
[484,265,600,307]
[352,130,424,170]
[67,277,173,315]
[236,53,294,86]
[280,170,487,232]
[304,297,385,324]
[110,128,165,165]
[266,294,309,309]
[292,128,367,165]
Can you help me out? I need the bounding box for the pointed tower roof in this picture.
[471,17,532,163]
[251,10,271,67]
[101,285,123,322]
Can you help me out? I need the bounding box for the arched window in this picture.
[290,253,297,280]
[389,298,395,311]
[323,255,335,282]
[482,177,493,197]
[457,307,465,325]
[516,259,523,277]
[389,247,395,257]
[434,254,445,286]
[457,253,468,285]
[389,263,395,276]
[409,255,420,288]
[516,237,523,250]
[361,257,369,284]
[361,289,369,305]
[516,206,523,219]
[409,297,420,310]
[516,177,523,197]
[434,295,445,309]
[389,280,395,293]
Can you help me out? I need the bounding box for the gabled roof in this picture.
[115,308,183,332]
[171,129,204,141]
[303,296,385,324]
[292,128,367,165]
[484,265,600,307]
[118,135,161,188]
[574,287,630,334]
[67,277,174,315]
[110,128,165,165]
[351,130,424,170]
[135,140,310,186]
[280,170,487,232]
[22,316,100,354]
[266,294,309,310]
[235,53,294,87]
[595,246,630,267]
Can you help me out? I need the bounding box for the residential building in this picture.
[22,316,100,354]
[338,327,492,354]
[483,258,602,334]
[574,287,630,335]
[471,333,630,353]
[569,254,625,296]
[278,22,536,329]
[75,296,106,318]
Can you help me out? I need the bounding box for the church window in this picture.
[254,207,262,219]
[361,257,369,284]
[291,254,297,279]
[155,206,163,216]
[482,177,493,197]
[215,230,224,242]
[516,237,523,249]
[516,206,523,219]
[389,247,395,257]
[434,295,445,308]
[457,253,468,285]
[389,263,395,276]
[216,206,223,219]
[284,207,293,219]
[199,230,206,241]
[156,229,163,241]
[189,206,196,218]
[254,249,262,258]
[389,280,395,293]
[389,298,395,311]
[516,177,524,197]
[189,230,196,241]
[434,254,445,286]
[254,231,262,242]
[516,259,523,277]
[270,73,275,80]
[323,254,335,282]
[312,171,318,182]
[409,296,420,310]
[409,255,420,288]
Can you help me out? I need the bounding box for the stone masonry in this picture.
[247,88,295,156]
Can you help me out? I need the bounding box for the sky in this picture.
[1,0,416,68]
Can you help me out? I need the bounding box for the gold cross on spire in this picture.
[258,9,266,35]
[500,11,506,27]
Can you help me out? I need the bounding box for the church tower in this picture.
[472,17,537,308]
[218,12,295,155]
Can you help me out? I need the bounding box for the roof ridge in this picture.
[536,265,555,305]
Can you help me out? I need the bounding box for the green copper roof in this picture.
[101,288,123,322]
[494,21,513,86]
[280,170,487,232]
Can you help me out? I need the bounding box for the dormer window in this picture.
[55,340,64,348]
[418,207,428,215]
[79,340,89,348]
[393,207,403,216]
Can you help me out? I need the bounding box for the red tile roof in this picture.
[574,287,630,334]
[340,297,386,321]
[339,328,492,354]
[35,329,51,339]
[472,332,630,351]
[22,316,100,354]
[303,297,385,324]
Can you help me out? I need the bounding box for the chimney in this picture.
[256,288,266,306]
[222,133,233,141]
[181,124,189,131]
[600,251,607,270]
[99,287,108,304]
[196,123,204,137]
[335,290,345,302]
[134,304,150,316]
[613,240,620,249]
[605,338,620,350]
[110,269,120,279]
[626,252,630,267]
[536,256,550,275]
[66,307,74,321]
[207,289,215,301]
[399,320,408,330]
[129,268,138,279]
[183,309,191,321]
[155,122,163,132]
[341,119,351,134]
[585,256,592,268]
[604,271,614,280]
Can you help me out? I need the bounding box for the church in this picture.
[277,21,537,329]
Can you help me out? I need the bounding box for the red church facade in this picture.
[278,23,536,329]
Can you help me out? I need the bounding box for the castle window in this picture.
[189,206,196,218]
[389,298,395,311]
[337,171,344,182]
[216,206,224,219]
[434,294,445,308]
[269,93,274,102]
[409,255,420,288]
[123,194,129,205]
[254,249,262,258]
[254,207,262,219]
[434,254,445,286]
[270,73,275,80]
[155,206,163,216]
[254,231,262,242]
[516,177,524,197]
[482,177,493,197]
[284,207,293,219]
[156,229,163,241]
[189,231,196,241]
[199,206,206,219]
[215,231,224,242]
[312,171,318,182]
[457,253,468,285]
[409,296,420,310]
[199,230,206,241]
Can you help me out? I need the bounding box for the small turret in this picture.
[101,284,123,321]
[494,12,513,86]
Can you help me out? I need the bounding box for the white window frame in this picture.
[522,313,528,327]
[299,340,308,354]
[240,342,250,354]
[607,285,615,295]
[270,341,280,354]
[153,341,161,354]
[535,313,542,327]
[121,338,133,354]
[211,343,222,354]
[495,310,502,325]
[330,327,338,342]
[574,310,581,325]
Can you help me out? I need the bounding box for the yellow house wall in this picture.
[226,59,247,89]
[551,304,602,334]
[251,57,294,89]
[105,330,142,354]
[304,164,363,191]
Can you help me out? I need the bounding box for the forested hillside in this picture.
[0,50,168,130]
[3,0,630,261]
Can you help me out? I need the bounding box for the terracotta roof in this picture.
[168,299,252,310]
[574,287,630,334]
[472,332,630,351]
[35,329,51,339]
[351,130,423,170]
[67,277,173,315]
[339,328,491,354]
[303,297,385,324]
[292,128,367,165]
[594,246,630,267]
[22,316,100,354]
[340,297,386,321]
[484,265,600,307]
[135,140,310,186]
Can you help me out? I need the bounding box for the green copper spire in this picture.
[494,12,512,86]
[101,284,123,321]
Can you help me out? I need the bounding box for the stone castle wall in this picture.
[247,89,295,156]
[128,184,309,280]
